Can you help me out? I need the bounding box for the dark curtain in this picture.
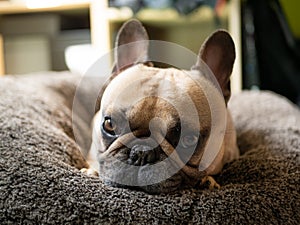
[242,0,300,105]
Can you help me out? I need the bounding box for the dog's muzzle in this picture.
[98,131,205,193]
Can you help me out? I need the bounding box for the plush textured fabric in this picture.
[0,72,299,224]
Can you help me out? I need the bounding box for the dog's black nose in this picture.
[128,144,158,166]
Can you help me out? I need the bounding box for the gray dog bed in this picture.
[0,72,299,224]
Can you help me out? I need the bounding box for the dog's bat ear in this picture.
[114,19,149,72]
[193,30,235,103]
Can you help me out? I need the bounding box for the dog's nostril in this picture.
[128,144,157,166]
[146,150,156,163]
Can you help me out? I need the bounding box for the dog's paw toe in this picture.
[200,176,221,190]
[81,168,99,177]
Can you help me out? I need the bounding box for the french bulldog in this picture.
[83,19,239,194]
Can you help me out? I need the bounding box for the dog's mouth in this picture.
[98,146,186,194]
[98,132,205,194]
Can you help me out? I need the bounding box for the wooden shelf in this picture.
[0,34,4,76]
[0,1,90,15]
[105,6,228,26]
[0,1,91,75]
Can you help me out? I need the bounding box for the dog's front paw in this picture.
[200,176,221,190]
[81,168,99,177]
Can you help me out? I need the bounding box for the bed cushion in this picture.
[0,72,299,224]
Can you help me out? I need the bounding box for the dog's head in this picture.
[92,20,235,194]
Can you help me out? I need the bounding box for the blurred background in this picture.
[0,0,299,106]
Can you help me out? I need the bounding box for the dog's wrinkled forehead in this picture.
[101,64,211,129]
[102,64,195,106]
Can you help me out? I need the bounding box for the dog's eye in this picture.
[103,117,117,135]
[180,135,198,148]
